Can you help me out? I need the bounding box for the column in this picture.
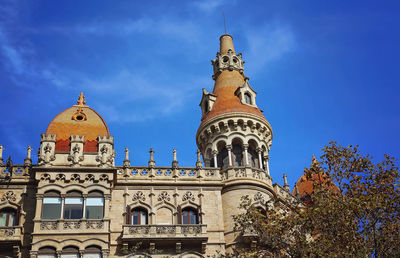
[264,155,270,176]
[257,148,263,169]
[226,145,232,167]
[60,195,65,219]
[212,150,218,168]
[243,144,249,166]
[82,194,87,219]
[34,195,43,219]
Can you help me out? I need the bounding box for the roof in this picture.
[45,93,110,152]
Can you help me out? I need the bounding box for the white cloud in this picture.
[244,23,296,73]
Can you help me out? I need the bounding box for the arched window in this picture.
[131,208,148,225]
[248,140,259,168]
[83,245,102,258]
[0,208,16,227]
[232,144,243,166]
[61,246,80,258]
[42,191,61,220]
[64,191,83,219]
[38,246,57,258]
[216,142,228,169]
[181,208,198,224]
[244,93,252,104]
[86,191,104,219]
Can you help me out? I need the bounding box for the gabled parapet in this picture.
[199,88,217,118]
[235,77,258,108]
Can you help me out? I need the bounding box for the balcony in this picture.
[0,226,22,242]
[33,219,109,234]
[122,224,207,241]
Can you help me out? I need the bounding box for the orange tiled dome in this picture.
[293,156,339,198]
[46,93,110,152]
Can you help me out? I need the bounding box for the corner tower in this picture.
[196,34,275,252]
[196,34,273,173]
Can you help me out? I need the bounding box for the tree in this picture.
[234,141,400,257]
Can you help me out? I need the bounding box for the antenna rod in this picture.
[223,11,227,34]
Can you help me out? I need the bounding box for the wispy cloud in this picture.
[244,23,296,73]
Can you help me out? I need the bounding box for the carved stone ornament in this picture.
[85,174,95,181]
[40,221,58,230]
[96,146,115,168]
[157,191,171,202]
[182,191,195,202]
[156,225,176,234]
[55,174,66,181]
[68,144,84,167]
[99,174,109,181]
[181,225,201,236]
[70,174,80,182]
[254,192,265,204]
[1,191,16,202]
[129,225,150,235]
[38,143,56,166]
[0,228,15,236]
[63,221,81,230]
[86,220,103,229]
[40,173,51,181]
[132,191,145,202]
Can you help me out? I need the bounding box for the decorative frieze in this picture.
[1,191,16,202]
[132,191,145,202]
[181,225,201,236]
[158,191,170,202]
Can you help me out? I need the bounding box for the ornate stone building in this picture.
[0,34,296,257]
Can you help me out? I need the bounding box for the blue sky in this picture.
[1,0,399,188]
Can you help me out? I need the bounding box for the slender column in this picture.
[257,148,263,169]
[264,155,270,176]
[34,196,43,219]
[243,144,249,166]
[82,194,87,219]
[104,194,111,218]
[0,145,3,165]
[60,195,65,219]
[212,150,218,168]
[226,145,232,167]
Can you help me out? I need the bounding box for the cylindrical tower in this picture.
[196,34,275,252]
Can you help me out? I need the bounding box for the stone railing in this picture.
[117,166,220,180]
[122,224,207,240]
[220,167,271,182]
[34,219,108,234]
[0,165,30,181]
[0,226,22,242]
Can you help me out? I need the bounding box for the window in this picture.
[0,208,16,227]
[83,245,102,258]
[244,93,252,105]
[181,208,198,224]
[64,191,83,219]
[38,246,57,258]
[86,191,104,219]
[61,246,80,258]
[131,208,148,225]
[42,191,61,220]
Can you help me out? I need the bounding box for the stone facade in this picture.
[0,34,296,257]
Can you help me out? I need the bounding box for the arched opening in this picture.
[205,149,213,167]
[38,246,57,258]
[86,191,104,219]
[232,138,244,166]
[42,190,61,220]
[0,208,16,227]
[216,141,228,169]
[64,191,83,219]
[248,140,259,168]
[61,246,80,258]
[83,245,102,258]
[244,92,252,105]
[181,207,198,225]
[131,207,148,225]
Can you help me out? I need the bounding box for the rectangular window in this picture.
[38,255,57,258]
[60,255,79,258]
[83,254,101,258]
[42,198,61,219]
[64,198,83,219]
[86,198,104,219]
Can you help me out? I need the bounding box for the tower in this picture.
[196,34,274,251]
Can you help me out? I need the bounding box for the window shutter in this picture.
[177,205,182,224]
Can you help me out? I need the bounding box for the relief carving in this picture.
[157,191,170,202]
[1,191,16,202]
[132,191,145,202]
[182,191,195,202]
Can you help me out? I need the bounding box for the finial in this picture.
[196,149,203,169]
[148,148,155,168]
[0,145,3,165]
[172,149,179,169]
[283,173,290,191]
[24,146,32,166]
[123,148,130,167]
[76,92,86,106]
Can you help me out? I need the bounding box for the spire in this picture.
[219,34,235,55]
[76,92,87,107]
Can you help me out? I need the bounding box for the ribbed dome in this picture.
[46,93,110,152]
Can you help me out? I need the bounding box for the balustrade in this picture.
[122,224,207,240]
[35,219,108,233]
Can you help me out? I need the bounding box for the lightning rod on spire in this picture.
[223,10,227,34]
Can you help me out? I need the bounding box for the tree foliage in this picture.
[234,141,400,257]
